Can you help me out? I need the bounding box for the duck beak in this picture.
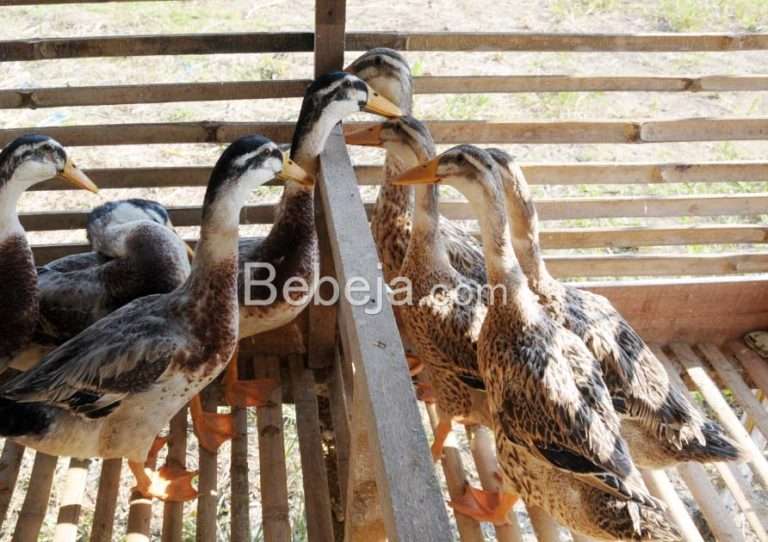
[277,155,314,187]
[363,84,402,118]
[345,124,384,146]
[392,158,441,185]
[57,159,99,193]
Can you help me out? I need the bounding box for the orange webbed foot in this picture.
[225,377,279,408]
[406,354,424,376]
[129,460,198,502]
[190,395,234,453]
[450,484,518,526]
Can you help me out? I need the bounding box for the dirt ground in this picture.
[1,0,767,540]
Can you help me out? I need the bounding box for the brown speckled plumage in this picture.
[488,148,743,467]
[0,235,38,362]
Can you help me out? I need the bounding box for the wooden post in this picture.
[195,388,219,542]
[12,452,58,542]
[53,458,91,542]
[162,410,188,542]
[89,459,122,542]
[317,132,452,541]
[0,441,25,529]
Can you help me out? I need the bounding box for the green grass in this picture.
[550,0,619,19]
[444,95,490,120]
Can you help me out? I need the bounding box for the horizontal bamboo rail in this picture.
[2,32,768,62]
[3,118,768,146]
[27,161,768,192]
[4,74,768,109]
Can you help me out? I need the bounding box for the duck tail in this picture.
[0,397,54,437]
[593,500,681,542]
[679,420,747,463]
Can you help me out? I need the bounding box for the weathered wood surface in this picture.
[12,452,57,542]
[161,410,187,542]
[4,118,768,146]
[89,459,122,542]
[318,130,452,541]
[3,32,767,62]
[53,458,91,542]
[0,441,24,528]
[6,74,768,109]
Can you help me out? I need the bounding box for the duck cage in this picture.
[1,0,768,540]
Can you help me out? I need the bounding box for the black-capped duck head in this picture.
[393,144,504,204]
[345,115,435,171]
[291,72,402,160]
[345,48,413,114]
[204,135,311,221]
[0,135,98,200]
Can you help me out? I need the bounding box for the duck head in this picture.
[393,144,504,205]
[345,115,435,171]
[0,134,97,198]
[290,71,402,171]
[345,48,413,114]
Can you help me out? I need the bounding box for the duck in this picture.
[346,48,485,382]
[0,135,98,369]
[486,147,743,469]
[393,145,659,528]
[0,135,310,502]
[6,199,192,373]
[345,116,492,458]
[189,71,403,453]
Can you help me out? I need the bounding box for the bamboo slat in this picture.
[195,388,219,542]
[12,452,57,542]
[668,343,768,490]
[641,469,703,542]
[53,458,91,542]
[6,74,768,110]
[425,405,485,542]
[327,349,351,510]
[289,354,335,542]
[161,410,188,542]
[89,459,122,542]
[676,463,744,542]
[256,356,291,542]
[712,462,768,540]
[0,441,24,528]
[125,443,157,542]
[4,117,768,147]
[729,341,768,395]
[230,359,250,542]
[28,161,768,192]
[526,506,563,542]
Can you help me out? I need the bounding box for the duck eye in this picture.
[342,79,352,89]
[374,56,383,66]
[456,154,465,165]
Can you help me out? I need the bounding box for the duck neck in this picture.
[467,186,539,314]
[0,181,29,241]
[409,183,448,266]
[501,173,556,293]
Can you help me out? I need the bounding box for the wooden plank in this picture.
[230,357,250,542]
[12,452,57,542]
[0,80,309,109]
[0,32,314,61]
[676,462,744,542]
[89,459,122,542]
[668,342,768,490]
[728,341,768,395]
[195,387,219,542]
[641,469,703,542]
[53,458,91,542]
[413,74,768,94]
[346,32,768,52]
[0,442,25,529]
[28,161,768,192]
[6,74,768,109]
[699,343,768,438]
[317,129,451,541]
[424,405,485,542]
[327,348,351,510]
[289,355,335,542]
[5,117,768,147]
[255,356,290,542]
[161,409,188,542]
[441,193,768,220]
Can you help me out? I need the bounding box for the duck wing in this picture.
[495,323,655,507]
[1,294,184,419]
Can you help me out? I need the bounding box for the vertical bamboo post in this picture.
[256,356,291,542]
[196,387,219,542]
[125,439,158,542]
[53,458,91,542]
[161,409,188,542]
[230,354,252,542]
[89,459,122,542]
[641,469,703,542]
[0,441,25,528]
[12,452,58,542]
[527,505,563,542]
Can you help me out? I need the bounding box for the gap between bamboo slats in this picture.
[29,161,768,192]
[4,74,768,109]
[2,32,768,62]
[2,117,768,146]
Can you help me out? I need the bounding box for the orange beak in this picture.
[363,83,402,118]
[57,159,99,193]
[345,124,384,147]
[392,157,441,186]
